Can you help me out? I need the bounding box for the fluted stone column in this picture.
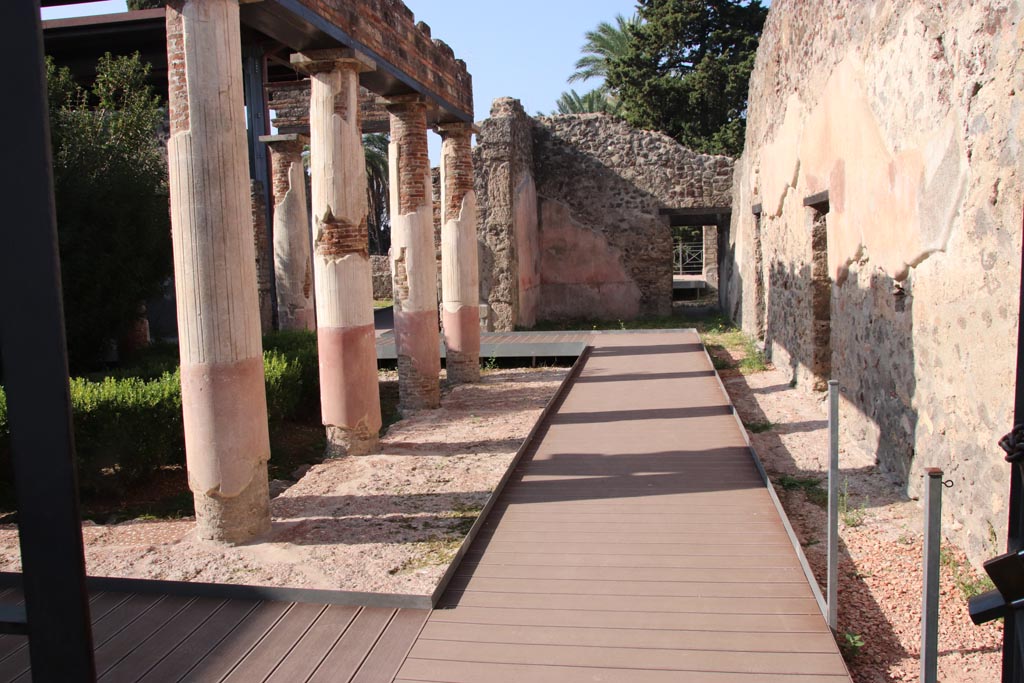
[293,49,382,455]
[166,0,271,543]
[437,123,481,383]
[387,97,441,410]
[261,134,315,331]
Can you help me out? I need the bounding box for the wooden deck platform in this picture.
[0,330,850,682]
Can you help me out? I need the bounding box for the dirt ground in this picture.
[715,354,1002,682]
[0,367,567,596]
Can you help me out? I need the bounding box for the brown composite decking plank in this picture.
[427,606,830,632]
[454,563,806,583]
[464,541,799,557]
[6,593,166,683]
[0,591,127,679]
[92,595,195,676]
[264,604,359,683]
[222,601,326,683]
[307,607,394,683]
[137,598,260,683]
[397,659,849,683]
[472,529,791,545]
[418,622,840,653]
[349,609,429,683]
[482,519,786,534]
[441,591,821,615]
[459,550,803,569]
[406,640,848,675]
[99,597,225,682]
[177,601,292,683]
[445,576,813,599]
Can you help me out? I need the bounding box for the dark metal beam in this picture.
[803,190,830,213]
[0,1,95,680]
[1003,209,1024,682]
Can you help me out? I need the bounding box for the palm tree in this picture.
[363,133,390,256]
[568,14,640,86]
[553,89,620,115]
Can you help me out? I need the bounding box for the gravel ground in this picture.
[0,367,567,596]
[722,361,1002,682]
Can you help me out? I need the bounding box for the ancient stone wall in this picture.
[475,103,732,329]
[722,0,1024,563]
[474,98,537,331]
[250,179,273,333]
[371,255,392,301]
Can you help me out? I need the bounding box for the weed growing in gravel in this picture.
[776,474,828,508]
[940,544,996,600]
[839,479,867,527]
[745,419,774,433]
[840,632,865,661]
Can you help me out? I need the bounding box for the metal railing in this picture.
[673,240,703,276]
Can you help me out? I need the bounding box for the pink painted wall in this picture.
[537,199,642,321]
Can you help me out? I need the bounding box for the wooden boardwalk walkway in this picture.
[398,330,850,682]
[0,330,849,681]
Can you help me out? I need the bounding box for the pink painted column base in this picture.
[180,356,271,543]
[394,309,441,410]
[443,305,481,383]
[318,322,382,455]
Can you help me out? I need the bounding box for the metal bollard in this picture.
[827,380,839,631]
[921,468,944,683]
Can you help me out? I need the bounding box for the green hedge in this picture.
[0,331,321,493]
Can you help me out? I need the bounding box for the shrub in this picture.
[0,333,322,494]
[69,371,183,491]
[262,330,320,415]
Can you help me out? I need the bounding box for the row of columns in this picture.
[164,0,480,543]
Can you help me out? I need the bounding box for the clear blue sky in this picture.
[43,0,639,118]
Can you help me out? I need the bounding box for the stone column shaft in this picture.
[437,123,480,383]
[262,134,315,332]
[388,99,441,410]
[166,0,271,543]
[294,50,382,455]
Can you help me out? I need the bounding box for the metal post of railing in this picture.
[921,468,944,683]
[827,380,839,631]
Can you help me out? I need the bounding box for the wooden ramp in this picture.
[396,330,851,682]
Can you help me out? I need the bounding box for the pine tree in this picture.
[606,0,768,156]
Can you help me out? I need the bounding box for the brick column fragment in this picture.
[437,122,480,383]
[293,49,382,455]
[166,0,271,543]
[388,98,441,410]
[261,134,315,331]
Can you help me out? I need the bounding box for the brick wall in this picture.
[292,0,472,116]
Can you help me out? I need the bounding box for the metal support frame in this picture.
[0,1,96,679]
[826,380,839,632]
[1003,209,1024,682]
[921,468,944,683]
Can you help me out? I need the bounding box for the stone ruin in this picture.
[472,99,734,331]
[162,0,477,543]
[719,0,1024,563]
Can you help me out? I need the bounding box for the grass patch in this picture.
[389,536,463,575]
[373,299,393,309]
[776,474,828,508]
[745,419,773,433]
[688,314,767,374]
[839,479,867,528]
[940,543,997,600]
